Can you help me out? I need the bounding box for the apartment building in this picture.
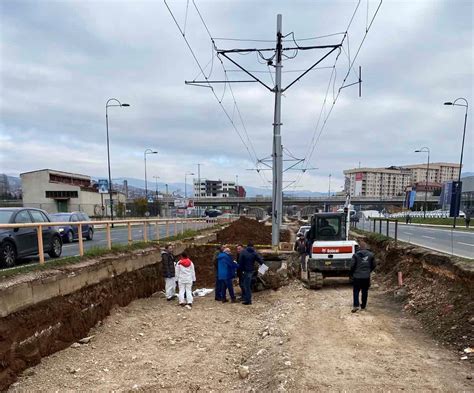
[401,162,461,183]
[344,167,413,198]
[193,179,245,198]
[344,162,460,198]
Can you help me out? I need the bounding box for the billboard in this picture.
[354,173,363,196]
[405,190,416,209]
[98,179,109,194]
[449,181,462,217]
[439,181,452,210]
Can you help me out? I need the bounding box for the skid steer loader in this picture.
[301,200,358,289]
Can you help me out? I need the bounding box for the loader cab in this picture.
[308,213,346,242]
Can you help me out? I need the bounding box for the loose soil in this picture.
[10,281,473,392]
[362,235,474,352]
[217,217,291,245]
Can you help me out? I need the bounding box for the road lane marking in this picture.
[457,242,474,247]
[422,236,436,239]
[403,232,413,235]
[402,240,472,260]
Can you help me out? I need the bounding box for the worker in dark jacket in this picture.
[235,244,244,299]
[213,245,224,301]
[161,244,177,301]
[294,233,307,271]
[238,242,264,305]
[350,241,376,312]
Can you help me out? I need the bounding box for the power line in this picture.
[164,0,267,187]
[291,0,383,191]
[189,0,271,186]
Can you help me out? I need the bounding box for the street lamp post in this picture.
[415,147,430,219]
[184,172,195,199]
[444,98,469,228]
[144,149,158,200]
[153,176,160,198]
[106,98,130,225]
[184,172,195,218]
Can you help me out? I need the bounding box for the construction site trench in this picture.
[0,217,472,391]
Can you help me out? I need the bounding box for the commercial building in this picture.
[193,179,245,198]
[20,169,125,217]
[344,162,460,198]
[460,175,474,213]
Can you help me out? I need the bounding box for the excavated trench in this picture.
[0,218,295,389]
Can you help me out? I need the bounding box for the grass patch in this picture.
[390,217,472,227]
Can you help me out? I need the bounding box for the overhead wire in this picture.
[164,0,264,186]
[290,0,382,191]
[190,0,271,186]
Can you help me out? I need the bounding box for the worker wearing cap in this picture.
[294,233,307,271]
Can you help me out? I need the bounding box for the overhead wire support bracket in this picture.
[217,43,342,54]
[185,80,258,84]
[283,45,341,91]
[339,65,362,97]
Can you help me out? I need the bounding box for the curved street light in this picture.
[106,98,130,224]
[414,147,430,219]
[444,97,469,228]
[144,148,158,199]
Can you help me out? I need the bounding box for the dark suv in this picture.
[49,212,94,243]
[0,207,63,268]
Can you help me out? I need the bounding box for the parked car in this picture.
[0,207,63,268]
[203,209,222,218]
[297,225,311,237]
[49,212,94,243]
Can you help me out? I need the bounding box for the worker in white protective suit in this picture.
[175,251,196,307]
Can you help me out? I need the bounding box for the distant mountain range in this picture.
[5,171,472,198]
[109,177,329,197]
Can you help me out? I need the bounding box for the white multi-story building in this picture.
[344,162,461,198]
[344,167,413,198]
[193,179,237,198]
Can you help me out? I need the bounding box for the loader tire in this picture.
[308,272,323,290]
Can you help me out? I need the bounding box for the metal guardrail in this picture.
[370,218,399,243]
[0,217,220,264]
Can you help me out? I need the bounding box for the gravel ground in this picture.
[10,280,473,392]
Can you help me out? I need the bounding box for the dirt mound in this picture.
[362,234,474,353]
[217,217,290,245]
[186,245,222,287]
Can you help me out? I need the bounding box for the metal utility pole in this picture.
[105,98,130,226]
[188,14,343,247]
[153,176,160,198]
[444,98,469,228]
[271,14,283,246]
[415,147,430,219]
[328,174,332,198]
[197,163,202,216]
[144,149,157,200]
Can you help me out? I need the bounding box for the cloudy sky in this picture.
[0,0,472,192]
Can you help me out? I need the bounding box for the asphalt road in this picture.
[9,221,209,269]
[358,219,474,259]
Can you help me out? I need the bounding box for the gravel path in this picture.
[10,280,473,391]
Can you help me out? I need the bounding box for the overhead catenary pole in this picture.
[271,14,283,247]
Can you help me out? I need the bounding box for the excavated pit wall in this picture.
[0,233,216,390]
[355,232,474,353]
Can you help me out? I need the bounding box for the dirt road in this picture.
[10,280,473,392]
